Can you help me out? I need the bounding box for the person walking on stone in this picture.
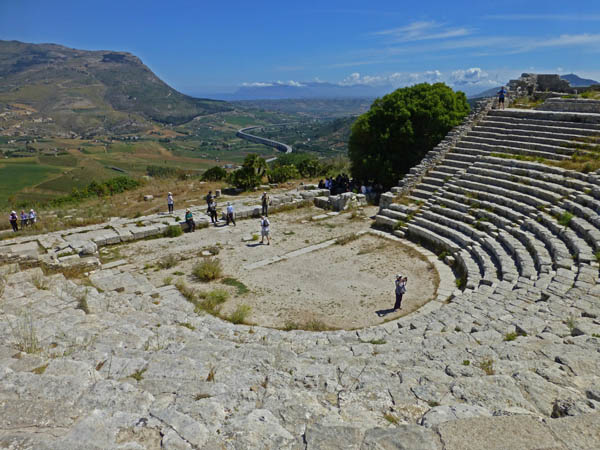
[20,210,28,228]
[206,191,213,213]
[261,192,270,217]
[394,275,407,310]
[260,215,271,245]
[9,211,18,232]
[167,192,174,214]
[226,202,236,226]
[208,199,218,225]
[185,208,195,232]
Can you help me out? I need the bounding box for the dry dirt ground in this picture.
[113,204,440,330]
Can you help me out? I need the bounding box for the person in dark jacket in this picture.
[9,211,18,232]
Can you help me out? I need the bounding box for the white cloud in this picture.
[336,68,507,95]
[241,80,305,88]
[373,20,471,42]
[241,82,274,87]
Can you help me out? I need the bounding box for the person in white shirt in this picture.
[260,215,270,245]
[167,192,174,214]
[226,202,236,226]
[28,209,36,226]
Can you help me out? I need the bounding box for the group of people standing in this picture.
[8,209,37,232]
[318,174,384,198]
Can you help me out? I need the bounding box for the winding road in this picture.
[236,125,292,162]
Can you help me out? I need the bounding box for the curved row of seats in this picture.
[377,107,600,294]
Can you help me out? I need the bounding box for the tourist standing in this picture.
[9,211,18,232]
[261,191,270,217]
[208,200,218,225]
[28,209,36,226]
[205,191,213,213]
[497,86,507,109]
[20,210,28,228]
[394,275,407,310]
[167,192,174,214]
[226,202,236,226]
[260,215,271,245]
[185,208,195,232]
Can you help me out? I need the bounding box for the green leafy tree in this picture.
[267,165,300,183]
[202,166,227,181]
[348,83,469,188]
[229,154,267,190]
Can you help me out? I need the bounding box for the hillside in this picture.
[0,40,231,136]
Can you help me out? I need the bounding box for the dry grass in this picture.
[192,258,223,282]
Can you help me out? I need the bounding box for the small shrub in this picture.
[198,289,230,315]
[31,363,48,375]
[202,166,227,181]
[164,225,183,238]
[478,358,495,375]
[462,360,470,366]
[192,258,223,282]
[428,401,440,407]
[455,278,466,289]
[74,287,90,314]
[175,280,197,303]
[335,233,360,245]
[383,413,400,425]
[504,332,517,342]
[163,276,173,285]
[135,221,144,227]
[283,319,334,331]
[368,338,387,345]
[252,234,259,241]
[173,271,184,276]
[9,313,41,353]
[227,304,252,324]
[222,277,249,295]
[177,322,196,331]
[565,315,576,331]
[130,368,147,381]
[206,365,216,382]
[31,272,48,290]
[158,254,178,269]
[557,211,573,228]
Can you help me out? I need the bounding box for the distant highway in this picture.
[236,126,293,160]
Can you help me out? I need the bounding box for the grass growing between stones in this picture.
[383,413,400,425]
[557,211,574,228]
[192,258,223,282]
[226,304,252,325]
[8,312,41,353]
[164,225,183,238]
[31,363,48,375]
[129,368,147,382]
[478,358,495,375]
[283,318,336,332]
[335,233,360,245]
[31,272,48,290]
[222,277,249,295]
[157,254,178,269]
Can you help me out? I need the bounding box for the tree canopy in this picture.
[348,83,469,188]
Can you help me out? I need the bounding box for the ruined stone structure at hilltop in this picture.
[0,98,599,448]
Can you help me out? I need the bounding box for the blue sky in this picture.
[1,0,600,96]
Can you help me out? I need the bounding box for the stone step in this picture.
[467,129,575,148]
[472,124,593,141]
[460,136,574,156]
[479,117,600,135]
[488,108,600,125]
[455,142,570,161]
